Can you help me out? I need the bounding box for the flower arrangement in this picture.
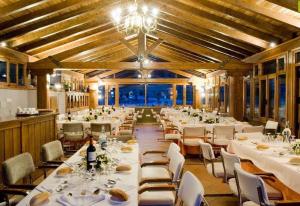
[84,115,93,122]
[204,118,215,124]
[191,113,199,117]
[182,109,188,113]
[95,153,110,170]
[292,140,300,155]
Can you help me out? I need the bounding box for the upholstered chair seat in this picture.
[42,140,64,162]
[206,162,225,178]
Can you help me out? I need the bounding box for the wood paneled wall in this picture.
[0,113,56,183]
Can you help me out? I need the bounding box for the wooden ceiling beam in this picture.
[28,61,252,70]
[176,0,293,40]
[0,0,87,35]
[153,0,269,48]
[223,0,300,29]
[155,31,236,62]
[7,0,117,48]
[87,78,190,84]
[0,0,46,18]
[120,39,138,55]
[266,0,298,11]
[145,38,164,56]
[158,12,261,54]
[158,24,247,59]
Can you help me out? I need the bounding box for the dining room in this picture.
[1,0,300,206]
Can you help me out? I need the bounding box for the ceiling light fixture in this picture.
[270,42,276,48]
[111,0,159,35]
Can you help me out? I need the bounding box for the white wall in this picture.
[0,89,37,117]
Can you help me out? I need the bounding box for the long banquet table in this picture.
[228,133,300,194]
[17,143,140,206]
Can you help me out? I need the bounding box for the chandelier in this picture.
[111,0,159,35]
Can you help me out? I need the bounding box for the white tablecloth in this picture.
[17,144,140,206]
[228,135,300,193]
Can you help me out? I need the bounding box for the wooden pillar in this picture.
[115,84,119,107]
[193,85,200,109]
[228,72,244,121]
[32,69,52,109]
[172,84,176,107]
[89,83,98,109]
[105,85,108,106]
[183,85,187,106]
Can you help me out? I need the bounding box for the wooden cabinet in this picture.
[0,112,57,183]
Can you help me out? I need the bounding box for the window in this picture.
[186,85,193,105]
[278,58,285,71]
[268,78,275,118]
[245,80,251,116]
[108,86,115,105]
[176,85,183,105]
[278,75,286,123]
[254,65,259,76]
[119,84,145,106]
[254,80,259,117]
[0,61,7,82]
[18,64,25,86]
[262,60,276,75]
[98,85,105,105]
[9,63,17,83]
[296,52,300,64]
[146,84,172,106]
[219,86,225,108]
[200,86,206,105]
[260,79,266,117]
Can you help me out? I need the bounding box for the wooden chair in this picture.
[210,125,235,147]
[139,171,205,206]
[90,123,111,140]
[62,122,85,150]
[180,126,206,156]
[0,153,48,205]
[160,120,181,142]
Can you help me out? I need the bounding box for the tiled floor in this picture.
[135,124,239,206]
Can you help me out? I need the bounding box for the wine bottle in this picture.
[86,136,96,170]
[67,111,71,121]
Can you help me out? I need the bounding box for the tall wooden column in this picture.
[228,72,244,121]
[172,84,176,107]
[89,83,98,109]
[32,69,52,109]
[115,84,119,107]
[193,85,200,109]
[183,85,187,106]
[105,85,109,106]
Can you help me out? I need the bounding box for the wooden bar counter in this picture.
[0,112,57,183]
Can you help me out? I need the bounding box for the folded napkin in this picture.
[57,194,105,206]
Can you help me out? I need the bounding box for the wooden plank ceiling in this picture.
[0,0,299,79]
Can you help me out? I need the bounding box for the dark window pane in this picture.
[278,75,286,123]
[18,64,24,86]
[254,65,259,76]
[262,60,276,75]
[146,84,172,106]
[108,87,115,105]
[98,85,105,105]
[186,85,193,105]
[268,78,275,118]
[9,63,17,83]
[296,52,300,64]
[119,84,145,106]
[219,86,225,106]
[245,80,251,116]
[260,80,266,117]
[278,58,285,70]
[176,85,183,105]
[0,61,7,82]
[254,80,259,117]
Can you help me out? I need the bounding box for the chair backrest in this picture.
[42,140,64,162]
[168,152,185,182]
[265,121,278,130]
[62,123,83,133]
[91,123,111,135]
[242,126,264,133]
[214,125,235,140]
[199,142,215,161]
[183,127,206,139]
[166,143,180,158]
[221,148,240,179]
[2,153,35,185]
[178,171,205,206]
[234,164,269,205]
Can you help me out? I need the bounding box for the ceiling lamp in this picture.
[111,0,159,35]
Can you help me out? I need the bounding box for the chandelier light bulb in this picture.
[142,5,148,14]
[152,8,159,16]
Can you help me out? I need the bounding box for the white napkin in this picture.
[56,194,105,206]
